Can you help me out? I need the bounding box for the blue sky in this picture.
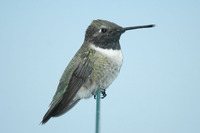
[1,0,200,133]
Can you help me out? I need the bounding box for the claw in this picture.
[100,89,107,99]
[93,88,107,99]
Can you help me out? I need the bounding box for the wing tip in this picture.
[41,114,51,125]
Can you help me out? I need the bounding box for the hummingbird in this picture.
[41,19,154,124]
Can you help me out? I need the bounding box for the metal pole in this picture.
[95,87,101,133]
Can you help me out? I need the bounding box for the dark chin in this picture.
[94,41,121,50]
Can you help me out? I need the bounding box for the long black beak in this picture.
[120,24,155,33]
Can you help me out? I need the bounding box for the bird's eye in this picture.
[100,28,107,33]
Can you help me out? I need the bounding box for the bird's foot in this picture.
[93,88,107,99]
[100,89,107,99]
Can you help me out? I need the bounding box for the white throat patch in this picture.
[90,44,123,65]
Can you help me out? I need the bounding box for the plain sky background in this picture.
[1,0,200,133]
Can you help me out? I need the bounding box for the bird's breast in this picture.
[90,44,123,88]
[76,44,123,99]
